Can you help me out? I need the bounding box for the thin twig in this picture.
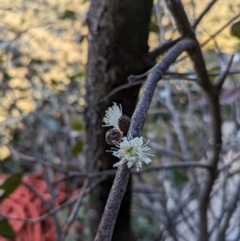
[137,162,212,174]
[149,38,181,60]
[215,55,235,90]
[192,0,218,29]
[60,179,89,240]
[215,178,240,241]
[201,13,240,47]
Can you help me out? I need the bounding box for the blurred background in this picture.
[0,0,240,240]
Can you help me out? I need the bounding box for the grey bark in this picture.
[84,0,153,240]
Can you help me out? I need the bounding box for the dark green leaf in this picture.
[71,119,83,131]
[71,140,83,155]
[149,22,159,33]
[0,219,15,239]
[231,21,240,39]
[173,169,189,183]
[60,10,75,19]
[0,172,22,202]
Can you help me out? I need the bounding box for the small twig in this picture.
[149,38,181,60]
[100,69,240,104]
[60,179,89,240]
[128,72,149,82]
[137,162,212,174]
[215,55,235,90]
[192,0,218,29]
[167,70,240,78]
[215,178,240,241]
[201,13,240,47]
[54,161,212,185]
[44,167,61,240]
[149,140,189,162]
[98,80,145,103]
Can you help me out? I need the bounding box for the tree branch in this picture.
[149,38,180,60]
[94,38,196,241]
[215,55,234,90]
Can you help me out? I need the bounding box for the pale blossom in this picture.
[102,102,122,129]
[109,136,153,171]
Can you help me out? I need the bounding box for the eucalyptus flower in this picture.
[109,136,153,172]
[102,102,122,129]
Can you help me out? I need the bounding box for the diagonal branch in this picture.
[94,38,196,241]
[149,38,180,60]
[192,0,218,29]
[215,55,234,90]
[201,13,240,47]
[60,179,89,240]
[149,0,219,60]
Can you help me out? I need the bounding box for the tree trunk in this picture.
[84,0,153,240]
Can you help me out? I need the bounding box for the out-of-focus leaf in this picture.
[60,10,76,19]
[0,172,22,202]
[71,119,83,131]
[173,169,189,183]
[0,219,15,239]
[231,21,240,39]
[76,72,85,78]
[149,22,159,33]
[71,140,83,155]
[208,66,221,82]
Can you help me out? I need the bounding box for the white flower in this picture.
[102,102,122,129]
[108,136,153,172]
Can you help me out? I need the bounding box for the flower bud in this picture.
[105,128,123,145]
[118,115,130,133]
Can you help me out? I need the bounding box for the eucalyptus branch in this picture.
[94,38,196,241]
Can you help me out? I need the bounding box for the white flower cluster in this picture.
[103,103,153,171]
[102,102,122,130]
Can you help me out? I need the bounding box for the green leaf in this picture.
[173,169,189,183]
[60,10,76,19]
[0,219,15,239]
[71,119,83,131]
[71,140,83,155]
[149,22,159,33]
[231,21,240,39]
[0,172,22,202]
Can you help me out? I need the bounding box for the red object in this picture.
[0,171,67,241]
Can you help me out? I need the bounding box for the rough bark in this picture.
[84,0,153,240]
